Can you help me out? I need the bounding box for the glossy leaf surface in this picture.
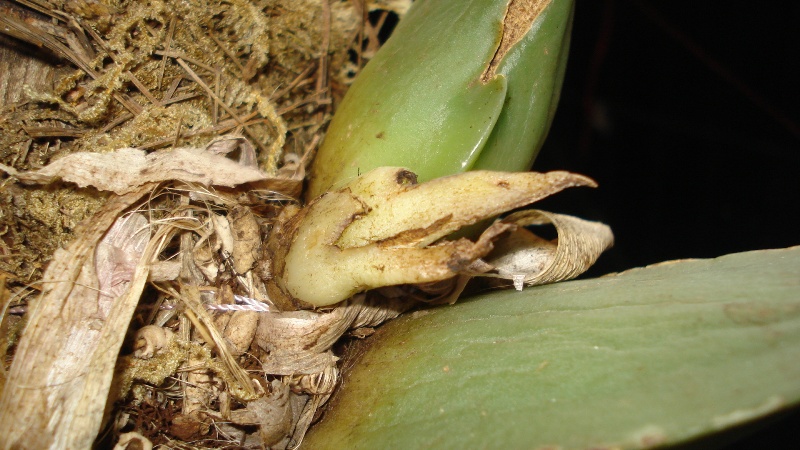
[308,0,574,198]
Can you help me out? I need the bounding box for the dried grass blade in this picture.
[177,285,257,399]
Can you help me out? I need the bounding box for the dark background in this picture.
[532,1,800,447]
[535,0,799,275]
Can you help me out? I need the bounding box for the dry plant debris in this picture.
[267,167,611,309]
[0,0,378,281]
[0,1,611,449]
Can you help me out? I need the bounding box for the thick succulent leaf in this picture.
[472,0,574,171]
[308,0,575,198]
[308,0,509,198]
[304,247,800,449]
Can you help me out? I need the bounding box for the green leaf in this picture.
[304,247,800,449]
[472,0,574,172]
[308,0,574,198]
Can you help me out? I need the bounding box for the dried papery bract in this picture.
[267,167,600,308]
[0,186,157,449]
[491,210,614,286]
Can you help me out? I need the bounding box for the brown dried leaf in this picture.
[0,146,300,196]
[0,184,155,449]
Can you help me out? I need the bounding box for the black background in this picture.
[535,0,799,275]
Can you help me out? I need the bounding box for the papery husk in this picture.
[475,209,614,287]
[255,294,413,375]
[0,185,156,449]
[0,144,302,197]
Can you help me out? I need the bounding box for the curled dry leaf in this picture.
[482,209,614,287]
[266,167,597,308]
[132,325,175,359]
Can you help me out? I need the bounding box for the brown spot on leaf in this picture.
[395,169,417,186]
[482,0,552,83]
[724,302,800,326]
